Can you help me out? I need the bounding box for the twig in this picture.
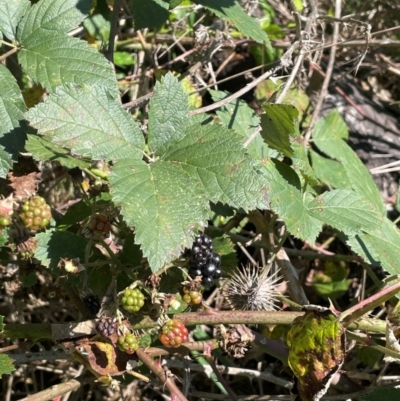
[305,0,341,141]
[136,348,189,401]
[104,0,121,65]
[162,359,292,388]
[275,248,308,305]
[16,377,86,401]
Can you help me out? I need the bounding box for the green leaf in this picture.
[0,0,30,40]
[360,387,400,401]
[26,134,90,169]
[114,51,135,66]
[21,272,38,287]
[148,73,189,155]
[310,150,351,189]
[210,234,237,274]
[164,123,270,209]
[130,0,169,30]
[18,31,118,96]
[0,229,8,248]
[0,315,4,332]
[307,189,383,234]
[210,90,278,159]
[83,13,110,42]
[260,104,298,157]
[313,111,385,215]
[110,158,209,272]
[347,218,400,275]
[35,229,88,269]
[262,159,322,242]
[17,0,90,36]
[58,199,92,227]
[194,0,271,47]
[0,148,13,179]
[290,137,318,185]
[25,85,144,161]
[0,354,15,375]
[0,64,27,173]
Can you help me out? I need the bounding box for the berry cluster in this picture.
[188,234,222,287]
[159,319,189,348]
[121,288,145,313]
[96,316,117,337]
[182,288,202,305]
[118,333,139,354]
[19,196,51,232]
[87,213,111,234]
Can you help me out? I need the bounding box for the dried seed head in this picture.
[224,264,281,311]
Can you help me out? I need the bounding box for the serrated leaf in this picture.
[307,189,383,234]
[35,229,88,268]
[130,0,169,30]
[0,148,13,179]
[210,90,277,159]
[260,104,298,157]
[0,64,27,173]
[262,159,322,242]
[0,0,30,40]
[0,354,15,375]
[58,199,92,227]
[195,0,270,47]
[290,138,318,185]
[110,158,210,271]
[164,123,270,209]
[313,111,385,215]
[148,73,189,155]
[25,85,144,160]
[17,0,90,36]
[26,134,90,169]
[310,150,351,189]
[347,218,400,275]
[18,31,118,96]
[83,13,110,42]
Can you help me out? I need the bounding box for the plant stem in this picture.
[136,348,189,401]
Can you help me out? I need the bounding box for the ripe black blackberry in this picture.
[96,316,117,337]
[188,234,222,287]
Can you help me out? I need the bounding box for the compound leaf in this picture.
[313,111,385,215]
[346,218,400,275]
[262,159,322,242]
[25,85,144,161]
[0,0,29,40]
[110,158,210,272]
[260,104,298,157]
[130,0,169,30]
[0,64,27,175]
[210,90,277,159]
[195,0,270,47]
[17,0,90,37]
[18,31,118,96]
[35,229,88,269]
[26,134,90,169]
[163,123,270,210]
[307,189,383,234]
[148,73,189,156]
